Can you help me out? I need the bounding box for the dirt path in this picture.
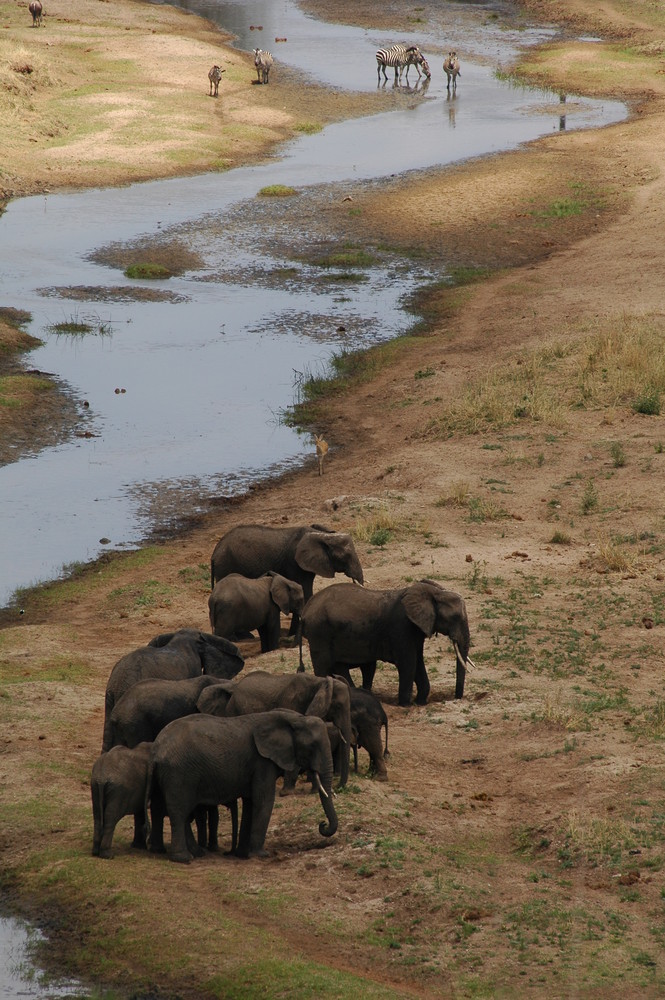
[3,1,665,998]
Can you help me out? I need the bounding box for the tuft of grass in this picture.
[353,512,404,548]
[580,479,598,515]
[549,529,571,545]
[124,263,172,279]
[257,184,297,197]
[633,390,661,415]
[595,534,638,573]
[609,441,626,467]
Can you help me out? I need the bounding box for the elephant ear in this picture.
[269,574,295,615]
[253,713,297,773]
[148,630,178,648]
[402,583,437,637]
[306,677,333,718]
[294,532,336,578]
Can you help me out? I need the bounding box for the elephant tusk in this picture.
[314,773,329,799]
[454,642,475,670]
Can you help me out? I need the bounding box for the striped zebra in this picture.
[443,50,461,90]
[208,64,225,97]
[253,48,274,84]
[376,44,430,85]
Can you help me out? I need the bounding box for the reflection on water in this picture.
[0,0,628,607]
[0,912,85,1000]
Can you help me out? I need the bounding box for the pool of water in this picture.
[0,911,84,1000]
[0,0,627,607]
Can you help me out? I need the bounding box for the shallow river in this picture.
[0,1,625,609]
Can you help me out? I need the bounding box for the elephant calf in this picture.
[91,743,152,859]
[349,687,389,781]
[208,572,304,653]
[108,674,231,749]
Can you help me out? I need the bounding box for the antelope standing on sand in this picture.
[314,435,329,476]
[28,1,43,26]
[208,65,225,97]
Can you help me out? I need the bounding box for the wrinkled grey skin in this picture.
[210,524,364,634]
[199,670,352,789]
[102,629,243,752]
[109,675,228,749]
[91,743,152,859]
[208,572,305,653]
[348,686,389,780]
[301,580,471,706]
[146,709,337,863]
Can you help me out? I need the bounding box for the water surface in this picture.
[0,0,627,607]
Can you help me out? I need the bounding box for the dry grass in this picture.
[423,313,665,439]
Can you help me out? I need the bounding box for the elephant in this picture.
[301,579,473,706]
[108,675,230,749]
[348,686,389,781]
[209,523,364,633]
[208,572,305,652]
[198,670,352,789]
[102,629,243,752]
[145,709,338,862]
[91,742,152,858]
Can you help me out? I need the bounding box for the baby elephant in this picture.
[348,687,389,780]
[208,572,304,652]
[91,743,152,858]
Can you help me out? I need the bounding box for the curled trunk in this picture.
[315,767,337,837]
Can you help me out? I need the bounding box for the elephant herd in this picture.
[91,522,473,863]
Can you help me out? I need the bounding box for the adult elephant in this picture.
[108,675,230,749]
[145,709,337,862]
[208,572,305,652]
[301,580,473,706]
[200,671,352,788]
[102,629,243,752]
[209,524,364,632]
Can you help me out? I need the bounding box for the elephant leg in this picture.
[169,811,194,864]
[132,810,147,849]
[397,655,418,707]
[359,730,388,781]
[185,819,205,859]
[248,778,277,856]
[225,801,239,855]
[360,662,377,690]
[236,797,253,857]
[414,641,430,705]
[98,809,120,859]
[258,621,279,654]
[207,806,219,851]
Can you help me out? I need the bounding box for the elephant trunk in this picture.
[453,640,470,699]
[316,768,338,838]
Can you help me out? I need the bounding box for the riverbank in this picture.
[3,1,665,998]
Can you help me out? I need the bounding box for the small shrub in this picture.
[580,480,598,515]
[257,184,297,197]
[633,390,661,415]
[610,441,626,467]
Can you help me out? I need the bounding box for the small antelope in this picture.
[28,0,43,26]
[443,50,460,90]
[208,64,225,97]
[253,48,273,84]
[314,435,329,476]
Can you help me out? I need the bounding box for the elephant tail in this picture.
[383,715,390,758]
[297,626,305,673]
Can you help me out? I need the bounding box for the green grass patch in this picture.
[257,184,297,197]
[124,263,172,280]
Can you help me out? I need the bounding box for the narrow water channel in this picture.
[0,0,626,609]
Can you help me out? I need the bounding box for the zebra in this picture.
[375,44,430,85]
[253,48,273,84]
[208,64,225,97]
[443,50,461,90]
[28,0,43,26]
